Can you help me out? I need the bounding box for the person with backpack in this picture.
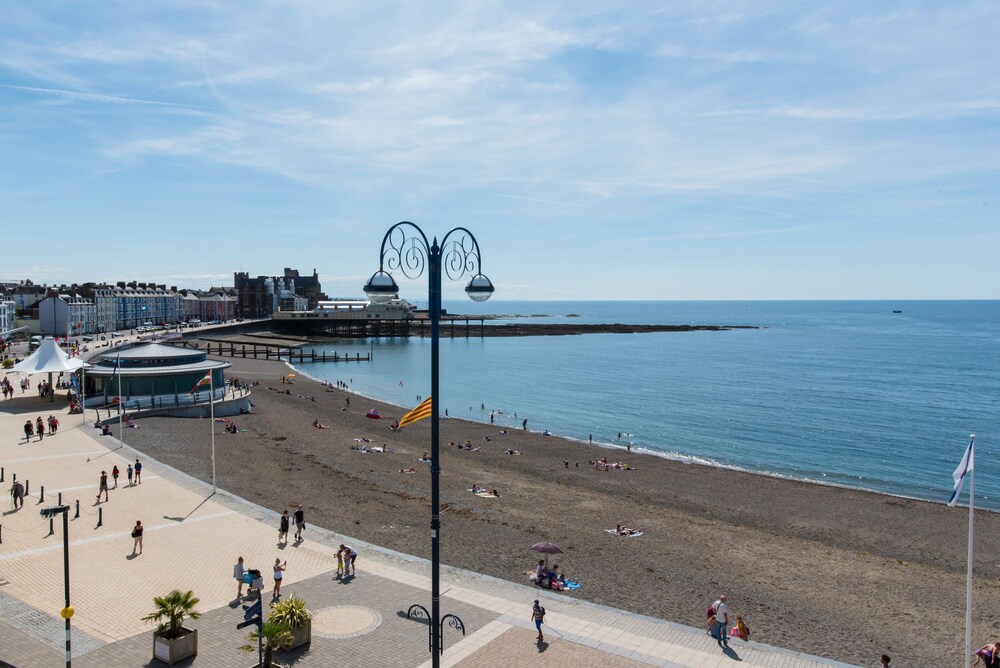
[531,600,546,641]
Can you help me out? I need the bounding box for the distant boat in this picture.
[892,310,902,314]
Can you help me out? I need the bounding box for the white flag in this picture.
[948,436,975,507]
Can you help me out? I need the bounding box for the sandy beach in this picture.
[109,353,1000,667]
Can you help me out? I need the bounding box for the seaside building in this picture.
[84,342,249,417]
[234,268,326,319]
[38,292,98,336]
[0,298,18,338]
[271,297,414,337]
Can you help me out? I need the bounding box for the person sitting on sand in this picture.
[421,451,430,461]
[731,614,750,641]
[471,484,482,493]
[312,419,329,429]
[227,422,238,434]
[975,643,998,667]
[531,559,546,584]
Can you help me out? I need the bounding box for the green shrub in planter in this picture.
[267,596,312,649]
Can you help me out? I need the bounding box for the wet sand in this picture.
[113,355,1000,667]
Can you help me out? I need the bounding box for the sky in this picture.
[1,1,997,301]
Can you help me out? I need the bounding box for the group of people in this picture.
[23,415,60,441]
[1,377,17,399]
[531,560,567,590]
[278,505,307,544]
[706,594,750,648]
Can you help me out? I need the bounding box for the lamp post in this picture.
[364,222,494,666]
[40,504,73,667]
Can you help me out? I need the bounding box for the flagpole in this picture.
[210,371,216,494]
[117,352,124,450]
[964,435,975,668]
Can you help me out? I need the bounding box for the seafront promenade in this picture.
[0,369,855,667]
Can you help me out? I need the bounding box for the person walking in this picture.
[48,415,59,435]
[10,480,25,509]
[134,458,142,484]
[278,510,290,544]
[97,471,109,502]
[131,520,143,555]
[272,558,287,598]
[23,419,33,442]
[126,464,134,486]
[712,594,730,649]
[111,465,120,489]
[293,505,305,541]
[531,599,546,641]
[234,556,246,598]
[35,416,45,441]
[340,544,358,575]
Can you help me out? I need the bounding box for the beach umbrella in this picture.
[531,541,563,554]
[366,409,382,419]
[531,541,563,567]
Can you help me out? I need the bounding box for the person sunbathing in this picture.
[312,419,329,429]
[399,467,415,474]
[471,484,482,493]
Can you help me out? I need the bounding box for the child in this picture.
[731,614,750,641]
[336,548,345,579]
[706,604,717,635]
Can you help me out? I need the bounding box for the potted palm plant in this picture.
[143,589,201,665]
[267,596,312,649]
[242,621,293,668]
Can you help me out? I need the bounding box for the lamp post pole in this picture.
[41,505,72,667]
[365,222,494,667]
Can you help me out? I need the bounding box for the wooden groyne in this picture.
[188,341,370,363]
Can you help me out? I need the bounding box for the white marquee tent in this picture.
[10,338,88,403]
[11,338,85,375]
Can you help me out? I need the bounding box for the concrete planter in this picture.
[287,618,311,649]
[152,627,198,665]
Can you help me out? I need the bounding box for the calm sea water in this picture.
[290,301,1000,509]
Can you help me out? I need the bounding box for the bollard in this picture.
[48,516,54,537]
[39,486,44,503]
[58,492,62,506]
[0,466,4,482]
[0,524,2,544]
[74,499,80,519]
[97,507,103,528]
[24,480,28,496]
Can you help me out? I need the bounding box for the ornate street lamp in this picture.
[364,221,493,665]
[40,505,73,667]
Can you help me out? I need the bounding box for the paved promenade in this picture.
[0,373,857,667]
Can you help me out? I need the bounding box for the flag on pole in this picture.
[397,396,432,429]
[190,371,213,394]
[949,435,976,507]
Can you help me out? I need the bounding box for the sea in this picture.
[288,301,1000,510]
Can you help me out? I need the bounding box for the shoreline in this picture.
[116,353,1000,667]
[286,359,979,514]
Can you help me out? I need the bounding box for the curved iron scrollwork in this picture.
[439,227,484,283]
[441,613,466,637]
[407,604,430,621]
[380,222,430,280]
[378,222,485,284]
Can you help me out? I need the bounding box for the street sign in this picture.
[237,599,262,630]
[243,599,261,621]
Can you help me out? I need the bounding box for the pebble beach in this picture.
[110,353,1000,667]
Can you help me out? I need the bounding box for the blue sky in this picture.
[1,2,997,300]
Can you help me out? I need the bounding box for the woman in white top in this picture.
[272,558,287,597]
